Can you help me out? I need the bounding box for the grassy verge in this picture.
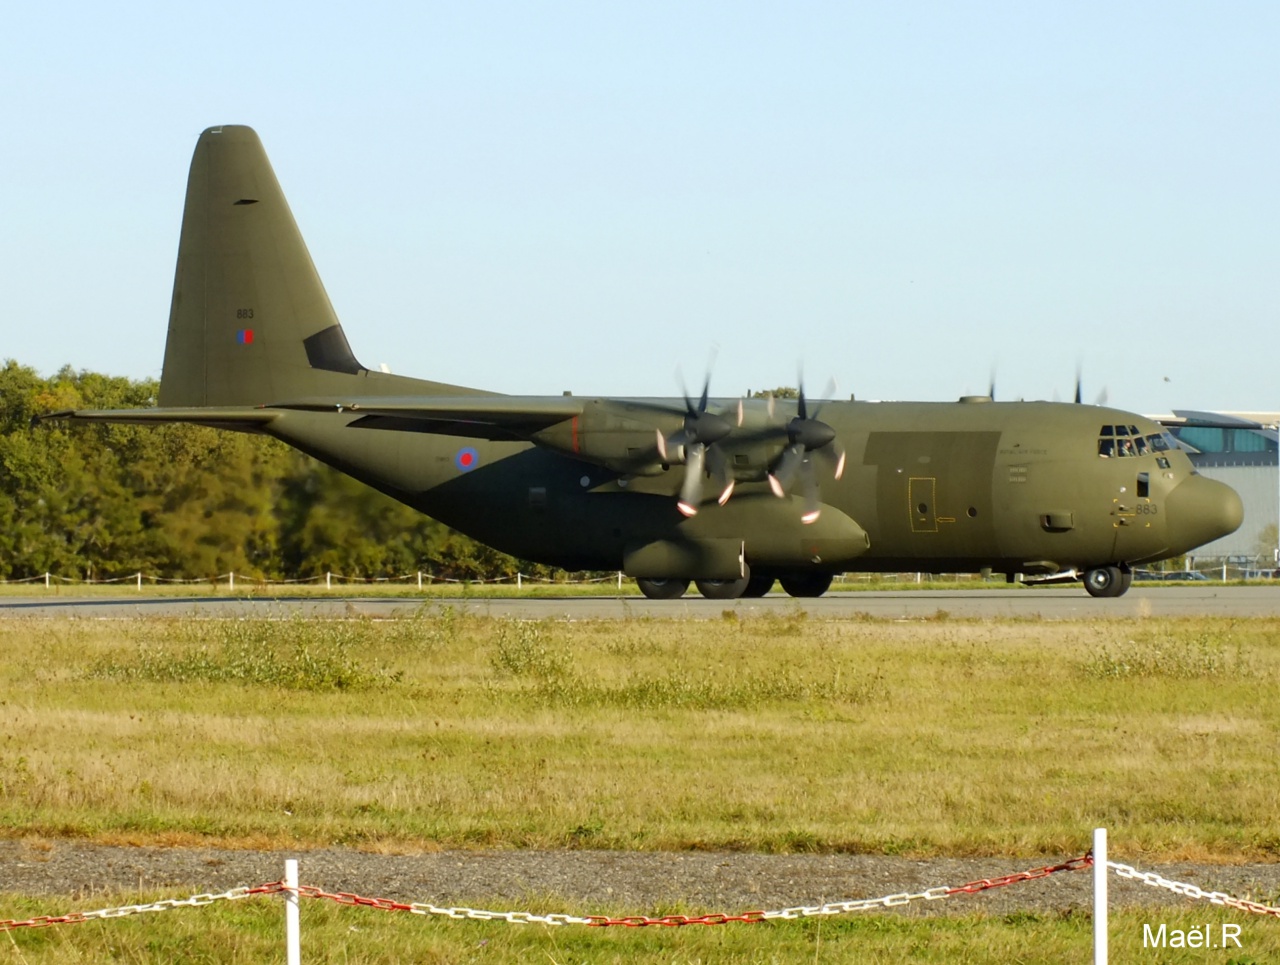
[1,896,1276,964]
[1,612,1278,858]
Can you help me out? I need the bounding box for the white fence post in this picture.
[326,571,332,590]
[417,570,422,590]
[44,572,50,589]
[137,572,142,591]
[285,857,300,965]
[229,571,235,592]
[1093,827,1107,965]
[617,571,623,590]
[517,572,522,590]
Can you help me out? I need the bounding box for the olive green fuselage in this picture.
[265,396,1225,579]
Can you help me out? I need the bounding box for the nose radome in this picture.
[1166,475,1244,553]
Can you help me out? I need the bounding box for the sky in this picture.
[4,2,1277,414]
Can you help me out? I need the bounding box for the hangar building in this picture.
[1159,411,1279,565]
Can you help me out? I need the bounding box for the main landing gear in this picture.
[635,570,833,600]
[1082,564,1133,598]
[635,577,690,600]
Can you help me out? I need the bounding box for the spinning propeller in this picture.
[1074,366,1108,406]
[765,381,845,524]
[656,375,739,517]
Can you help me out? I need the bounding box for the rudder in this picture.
[159,125,366,407]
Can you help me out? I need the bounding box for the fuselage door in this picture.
[909,476,938,533]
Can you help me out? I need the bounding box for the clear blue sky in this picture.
[4,1,1277,413]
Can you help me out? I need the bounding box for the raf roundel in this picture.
[455,447,479,472]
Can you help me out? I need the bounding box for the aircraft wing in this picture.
[269,395,585,440]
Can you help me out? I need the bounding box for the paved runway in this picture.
[1,586,1278,619]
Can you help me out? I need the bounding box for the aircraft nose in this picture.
[1165,474,1244,553]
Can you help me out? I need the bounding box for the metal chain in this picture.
[753,855,1092,924]
[2,855,1098,933]
[1110,862,1280,919]
[1,882,286,931]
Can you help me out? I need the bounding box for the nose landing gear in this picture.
[1082,564,1133,598]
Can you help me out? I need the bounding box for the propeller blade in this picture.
[707,446,735,505]
[768,443,805,497]
[1074,366,1083,405]
[800,456,821,524]
[817,442,846,481]
[677,442,705,517]
[1095,387,1109,406]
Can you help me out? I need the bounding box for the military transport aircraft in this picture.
[44,125,1243,599]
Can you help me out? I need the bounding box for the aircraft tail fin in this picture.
[159,126,456,407]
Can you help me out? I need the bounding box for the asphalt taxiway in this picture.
[1,586,1277,619]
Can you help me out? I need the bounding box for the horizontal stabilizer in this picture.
[37,408,279,431]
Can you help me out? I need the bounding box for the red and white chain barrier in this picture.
[1109,861,1280,919]
[0,882,286,930]
[1,855,1090,933]
[3,833,1277,965]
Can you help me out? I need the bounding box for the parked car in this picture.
[1162,570,1210,581]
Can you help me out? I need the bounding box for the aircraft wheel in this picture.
[741,575,775,598]
[636,577,690,600]
[696,576,750,600]
[1082,565,1126,598]
[779,573,833,598]
[1119,567,1133,594]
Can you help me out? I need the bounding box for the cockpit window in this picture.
[1097,427,1181,458]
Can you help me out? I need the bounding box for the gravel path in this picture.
[4,843,1279,917]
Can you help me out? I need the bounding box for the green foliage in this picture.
[1256,522,1279,561]
[0,361,535,581]
[749,385,800,399]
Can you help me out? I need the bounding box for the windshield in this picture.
[1097,425,1180,458]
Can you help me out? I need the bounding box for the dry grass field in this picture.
[2,610,1277,857]
[2,609,1278,961]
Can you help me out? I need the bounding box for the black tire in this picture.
[696,577,750,600]
[742,575,775,598]
[1119,567,1133,594]
[779,573,834,598]
[636,577,690,600]
[1083,565,1126,598]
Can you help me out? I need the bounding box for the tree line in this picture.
[0,361,548,582]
